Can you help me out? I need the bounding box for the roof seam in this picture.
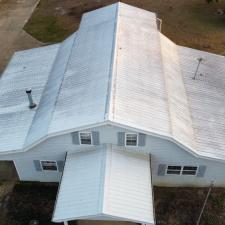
[157,33,173,137]
[98,144,108,214]
[45,34,78,135]
[176,44,198,147]
[23,44,61,148]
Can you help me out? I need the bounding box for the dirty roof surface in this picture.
[0,44,60,151]
[0,3,225,161]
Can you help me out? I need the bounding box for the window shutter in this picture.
[72,132,80,145]
[158,164,166,176]
[33,160,42,171]
[117,132,125,146]
[92,131,100,145]
[57,161,65,172]
[197,165,207,177]
[138,133,146,146]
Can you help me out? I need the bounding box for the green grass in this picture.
[24,15,69,43]
[24,0,225,54]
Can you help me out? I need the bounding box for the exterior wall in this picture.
[0,124,225,186]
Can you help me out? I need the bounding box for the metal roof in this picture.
[0,44,60,151]
[52,145,154,224]
[1,3,225,161]
[178,45,225,159]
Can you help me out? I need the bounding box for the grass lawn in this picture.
[24,0,225,55]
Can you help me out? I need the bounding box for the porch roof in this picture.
[52,145,155,224]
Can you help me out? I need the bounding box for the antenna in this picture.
[192,57,204,80]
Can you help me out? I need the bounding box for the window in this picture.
[79,132,92,145]
[166,165,198,176]
[166,166,182,175]
[125,133,138,146]
[41,161,58,171]
[182,166,198,175]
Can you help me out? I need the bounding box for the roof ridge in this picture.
[24,33,77,147]
[45,33,78,134]
[159,33,196,149]
[104,3,120,121]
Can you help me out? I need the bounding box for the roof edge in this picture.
[0,121,108,155]
[106,120,225,163]
[1,119,225,163]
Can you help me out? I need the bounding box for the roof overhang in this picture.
[52,144,155,224]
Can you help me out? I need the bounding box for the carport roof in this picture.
[52,145,154,224]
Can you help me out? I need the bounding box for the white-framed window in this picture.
[125,133,138,146]
[166,165,182,175]
[166,165,198,176]
[40,160,58,171]
[182,166,198,175]
[79,132,92,145]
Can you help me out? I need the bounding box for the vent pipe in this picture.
[26,89,36,109]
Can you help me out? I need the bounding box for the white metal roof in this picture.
[48,4,118,134]
[0,44,60,151]
[178,45,225,159]
[1,3,225,161]
[25,33,76,147]
[52,145,154,224]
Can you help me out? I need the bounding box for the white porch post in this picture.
[64,221,69,225]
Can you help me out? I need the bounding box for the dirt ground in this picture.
[24,0,225,56]
[154,187,225,225]
[0,182,61,225]
[0,182,137,225]
[0,161,19,181]
[0,0,43,73]
[77,221,136,225]
[0,182,225,225]
[0,0,224,73]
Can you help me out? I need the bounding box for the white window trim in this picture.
[166,165,198,176]
[166,165,182,175]
[182,166,199,176]
[125,133,138,147]
[40,160,58,172]
[79,132,93,145]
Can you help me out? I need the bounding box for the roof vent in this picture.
[26,89,36,109]
[192,57,204,80]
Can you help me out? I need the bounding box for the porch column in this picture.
[64,221,68,225]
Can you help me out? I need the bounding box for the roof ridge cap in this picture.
[104,3,120,121]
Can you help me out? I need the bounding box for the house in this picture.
[0,2,225,225]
